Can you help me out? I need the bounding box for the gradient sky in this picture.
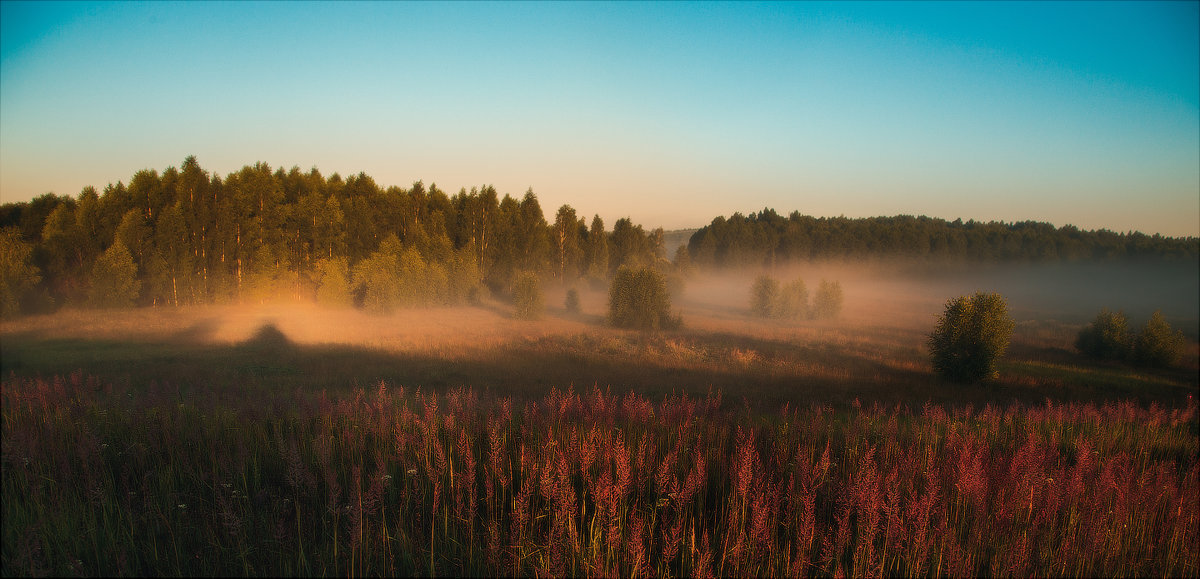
[2,1,1197,236]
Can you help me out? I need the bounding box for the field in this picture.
[2,263,1198,576]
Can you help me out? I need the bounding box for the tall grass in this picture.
[3,373,1197,577]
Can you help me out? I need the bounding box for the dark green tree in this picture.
[585,214,609,285]
[89,240,141,308]
[609,265,680,330]
[928,291,1014,383]
[1132,310,1186,368]
[0,227,42,318]
[1075,308,1132,361]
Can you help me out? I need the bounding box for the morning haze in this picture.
[1,2,1197,577]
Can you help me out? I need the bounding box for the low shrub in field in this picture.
[1076,308,1132,360]
[811,279,843,320]
[750,275,779,318]
[609,265,680,330]
[1133,310,1186,368]
[750,275,809,320]
[928,291,1014,383]
[564,287,581,314]
[1077,308,1186,368]
[777,278,808,319]
[3,373,1197,578]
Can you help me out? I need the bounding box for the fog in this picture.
[678,259,1200,340]
[4,259,1195,359]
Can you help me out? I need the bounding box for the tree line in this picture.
[4,157,1197,317]
[687,208,1199,268]
[0,156,670,316]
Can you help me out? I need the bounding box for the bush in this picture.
[750,275,808,320]
[565,287,581,314]
[1132,310,1186,368]
[811,279,843,320]
[777,278,809,320]
[512,271,543,320]
[928,291,1014,383]
[1075,308,1131,360]
[609,265,680,330]
[750,275,779,318]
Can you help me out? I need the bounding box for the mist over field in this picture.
[4,2,1199,575]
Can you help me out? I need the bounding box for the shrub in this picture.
[1075,308,1131,360]
[777,278,809,320]
[564,287,581,314]
[811,279,843,320]
[750,275,779,318]
[512,271,543,320]
[1132,310,1186,368]
[609,265,680,330]
[928,291,1014,383]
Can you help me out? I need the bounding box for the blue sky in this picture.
[2,1,1197,236]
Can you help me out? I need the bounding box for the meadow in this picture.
[2,263,1198,576]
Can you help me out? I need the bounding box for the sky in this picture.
[1,1,1197,237]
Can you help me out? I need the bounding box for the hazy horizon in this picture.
[2,1,1198,237]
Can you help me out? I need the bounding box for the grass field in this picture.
[2,267,1198,576]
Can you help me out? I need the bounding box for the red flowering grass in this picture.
[2,374,1197,577]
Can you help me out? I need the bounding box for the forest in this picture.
[687,208,1199,268]
[1,156,1197,317]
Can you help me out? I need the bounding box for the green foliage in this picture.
[750,274,810,320]
[778,278,809,320]
[0,227,41,318]
[246,244,282,304]
[88,241,141,308]
[609,265,680,330]
[1075,308,1132,360]
[608,218,663,276]
[512,270,543,320]
[1132,310,1186,368]
[315,257,353,307]
[687,209,1200,268]
[352,246,402,314]
[565,287,581,314]
[928,291,1014,383]
[584,214,609,284]
[750,275,779,318]
[812,279,843,320]
[9,157,1195,317]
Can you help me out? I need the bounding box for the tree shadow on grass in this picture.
[3,321,1195,412]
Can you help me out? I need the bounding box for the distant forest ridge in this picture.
[687,208,1198,268]
[0,156,1196,313]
